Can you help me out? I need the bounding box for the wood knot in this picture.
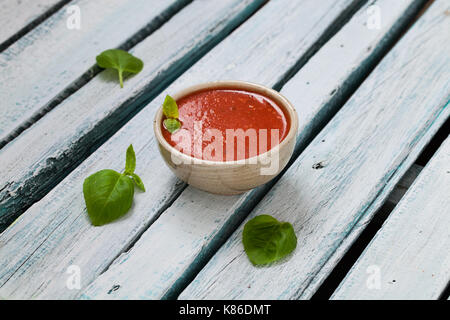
[312,161,327,169]
[108,284,120,294]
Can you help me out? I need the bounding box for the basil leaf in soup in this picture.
[163,118,181,133]
[162,95,179,119]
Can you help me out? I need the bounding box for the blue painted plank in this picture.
[0,0,67,50]
[179,0,449,299]
[0,0,358,299]
[332,137,450,299]
[0,0,265,230]
[82,0,432,300]
[0,0,188,146]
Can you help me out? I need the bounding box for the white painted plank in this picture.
[332,137,450,299]
[0,0,186,145]
[0,0,264,230]
[0,0,358,299]
[0,0,64,48]
[81,0,431,300]
[180,0,450,299]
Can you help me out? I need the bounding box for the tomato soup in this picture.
[161,88,290,161]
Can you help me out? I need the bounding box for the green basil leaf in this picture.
[163,118,181,133]
[125,144,136,175]
[242,215,297,265]
[96,49,144,88]
[131,173,146,192]
[83,169,134,226]
[162,95,179,119]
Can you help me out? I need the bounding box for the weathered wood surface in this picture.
[0,0,265,231]
[0,0,189,146]
[0,0,66,50]
[180,0,449,299]
[332,137,450,300]
[81,0,430,299]
[0,0,359,299]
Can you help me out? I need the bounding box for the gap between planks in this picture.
[311,164,423,299]
[81,0,432,300]
[0,0,357,232]
[0,0,268,232]
[86,0,371,283]
[0,0,72,53]
[271,0,367,91]
[0,0,194,149]
[331,136,450,299]
[178,0,449,300]
[0,0,361,299]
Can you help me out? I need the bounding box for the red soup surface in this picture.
[162,88,290,161]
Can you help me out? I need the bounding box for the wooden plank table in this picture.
[0,0,68,51]
[332,137,450,299]
[0,0,448,300]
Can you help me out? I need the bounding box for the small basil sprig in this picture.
[162,95,181,133]
[243,215,297,265]
[83,145,145,226]
[96,49,144,88]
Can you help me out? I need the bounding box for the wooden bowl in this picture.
[153,81,298,195]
